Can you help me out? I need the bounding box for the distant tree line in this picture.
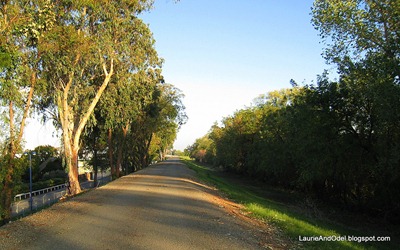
[0,0,186,224]
[186,0,400,222]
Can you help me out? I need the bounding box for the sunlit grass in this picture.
[246,203,361,249]
[181,157,394,250]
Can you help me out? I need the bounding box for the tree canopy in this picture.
[187,0,400,223]
[0,0,186,224]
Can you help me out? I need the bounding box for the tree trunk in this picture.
[59,58,113,194]
[140,133,153,169]
[141,151,148,169]
[17,71,36,143]
[68,148,82,195]
[116,123,129,177]
[108,128,115,178]
[93,137,98,187]
[116,143,122,178]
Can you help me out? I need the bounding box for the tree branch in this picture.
[17,71,36,145]
[74,58,114,149]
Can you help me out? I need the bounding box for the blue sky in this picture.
[140,0,335,150]
[24,0,335,151]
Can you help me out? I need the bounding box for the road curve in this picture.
[0,158,267,249]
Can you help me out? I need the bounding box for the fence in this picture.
[12,189,67,217]
[11,172,111,217]
[14,183,67,201]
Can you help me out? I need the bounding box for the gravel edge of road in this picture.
[176,159,298,249]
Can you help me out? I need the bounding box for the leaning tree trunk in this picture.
[59,58,113,195]
[58,72,81,195]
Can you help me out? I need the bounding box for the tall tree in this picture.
[99,69,162,178]
[312,0,400,217]
[0,0,55,223]
[126,83,186,169]
[38,0,158,195]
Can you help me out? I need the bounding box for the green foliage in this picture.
[182,159,398,250]
[0,50,12,69]
[186,134,215,163]
[312,0,400,68]
[191,73,400,221]
[20,146,62,182]
[186,0,400,224]
[1,0,176,219]
[126,83,187,169]
[1,0,56,223]
[85,73,187,177]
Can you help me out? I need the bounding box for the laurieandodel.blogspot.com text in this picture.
[298,235,391,243]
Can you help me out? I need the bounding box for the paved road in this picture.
[1,158,267,249]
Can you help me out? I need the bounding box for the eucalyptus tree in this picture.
[151,83,187,160]
[100,68,162,178]
[38,0,158,195]
[0,0,55,223]
[126,83,186,169]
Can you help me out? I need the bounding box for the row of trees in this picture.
[187,0,399,222]
[0,0,186,224]
[82,82,186,185]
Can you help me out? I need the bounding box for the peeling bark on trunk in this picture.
[68,149,82,195]
[60,58,114,195]
[17,71,36,143]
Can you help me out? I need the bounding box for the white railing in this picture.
[14,183,67,201]
[12,190,67,216]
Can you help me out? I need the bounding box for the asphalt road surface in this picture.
[0,158,272,249]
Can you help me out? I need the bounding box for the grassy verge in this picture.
[181,157,397,250]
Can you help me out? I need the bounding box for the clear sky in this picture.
[140,0,334,150]
[24,0,335,151]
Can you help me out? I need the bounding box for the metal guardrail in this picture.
[12,172,112,217]
[12,190,67,216]
[14,183,67,201]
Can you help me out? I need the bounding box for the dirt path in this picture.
[0,158,287,249]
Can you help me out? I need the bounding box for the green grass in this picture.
[181,157,396,250]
